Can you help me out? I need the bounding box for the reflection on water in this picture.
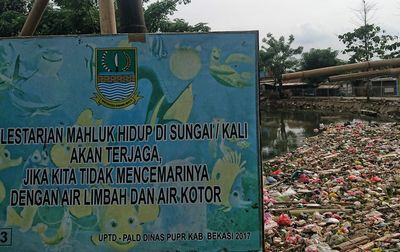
[260,109,363,160]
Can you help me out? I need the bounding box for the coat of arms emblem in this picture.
[93,48,141,108]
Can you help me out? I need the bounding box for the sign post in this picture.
[0,32,262,251]
[19,0,49,36]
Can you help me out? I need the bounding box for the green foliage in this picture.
[0,0,29,37]
[300,48,343,84]
[37,1,100,35]
[144,0,209,32]
[159,18,210,32]
[338,24,398,62]
[0,0,208,36]
[259,33,303,85]
[0,0,100,36]
[144,0,179,32]
[0,0,28,13]
[53,0,98,9]
[0,10,26,37]
[301,48,342,70]
[143,0,190,3]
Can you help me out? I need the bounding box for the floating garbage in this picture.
[263,122,400,251]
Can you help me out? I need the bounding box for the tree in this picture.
[339,24,398,62]
[37,0,100,35]
[300,48,344,84]
[338,0,398,62]
[143,0,210,32]
[0,0,29,36]
[301,48,342,70]
[338,0,400,100]
[259,33,303,97]
[0,0,101,36]
[0,0,210,36]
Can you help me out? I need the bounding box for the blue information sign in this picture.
[0,32,262,251]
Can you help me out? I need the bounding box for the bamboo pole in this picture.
[20,0,49,36]
[328,67,400,82]
[282,58,400,81]
[99,0,117,34]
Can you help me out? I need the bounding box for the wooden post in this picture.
[20,0,49,36]
[99,0,117,34]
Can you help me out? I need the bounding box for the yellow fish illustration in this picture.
[0,144,22,171]
[0,180,5,203]
[6,206,38,232]
[51,108,107,168]
[68,189,93,219]
[0,145,22,203]
[92,203,159,251]
[33,210,72,246]
[209,151,246,211]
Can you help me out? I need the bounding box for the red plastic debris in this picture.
[271,169,283,175]
[277,214,292,226]
[369,176,382,183]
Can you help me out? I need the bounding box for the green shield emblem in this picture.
[93,48,141,108]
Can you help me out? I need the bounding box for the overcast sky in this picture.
[169,0,400,56]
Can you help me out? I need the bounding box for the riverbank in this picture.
[262,121,400,251]
[263,97,400,120]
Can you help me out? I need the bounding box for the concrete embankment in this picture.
[263,97,400,120]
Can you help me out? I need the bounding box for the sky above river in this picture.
[166,0,400,58]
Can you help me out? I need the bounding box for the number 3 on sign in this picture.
[0,229,12,246]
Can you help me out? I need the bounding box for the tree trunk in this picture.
[117,0,147,33]
[278,80,283,99]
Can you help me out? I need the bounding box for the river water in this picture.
[260,109,389,160]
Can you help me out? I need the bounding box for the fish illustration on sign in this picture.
[0,43,13,71]
[85,44,96,81]
[32,210,72,246]
[36,47,63,79]
[229,189,252,209]
[0,55,28,92]
[7,48,65,117]
[51,108,107,168]
[92,203,159,251]
[209,47,253,88]
[0,145,23,171]
[209,151,247,212]
[6,206,38,232]
[0,180,5,203]
[10,89,61,117]
[23,148,51,171]
[17,47,65,113]
[0,145,22,203]
[5,148,49,232]
[92,48,141,109]
[150,36,168,59]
